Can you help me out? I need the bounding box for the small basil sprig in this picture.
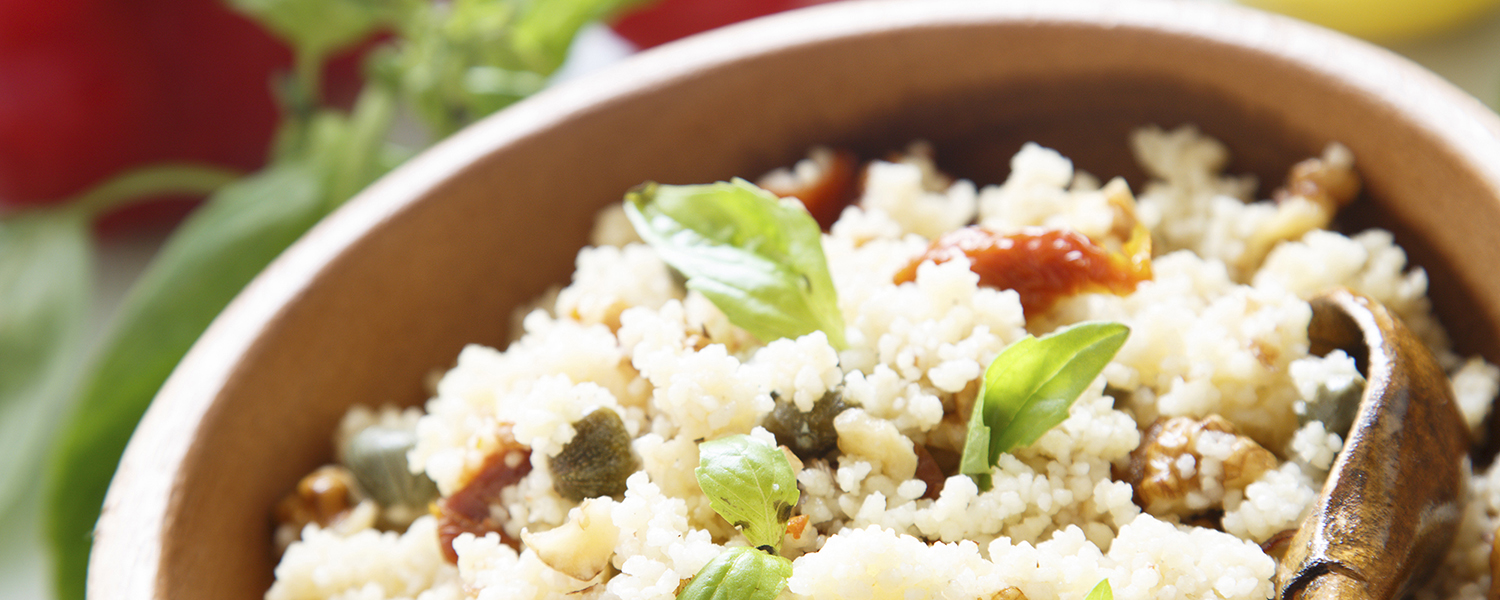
[695,435,799,550]
[1086,579,1113,600]
[679,435,799,600]
[677,546,794,600]
[624,179,846,349]
[960,322,1129,490]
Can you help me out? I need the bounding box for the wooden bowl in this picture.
[91,1,1500,598]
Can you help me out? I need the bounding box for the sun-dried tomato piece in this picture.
[760,148,860,231]
[912,444,946,500]
[435,433,532,563]
[894,227,1151,316]
[785,514,811,539]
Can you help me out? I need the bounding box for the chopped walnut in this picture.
[522,498,619,582]
[1120,415,1279,517]
[1238,144,1363,275]
[1275,143,1361,214]
[993,586,1029,600]
[274,465,359,532]
[273,465,364,554]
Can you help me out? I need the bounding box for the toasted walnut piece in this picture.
[274,465,359,532]
[912,443,947,500]
[273,465,366,554]
[1238,145,1363,275]
[1276,144,1361,214]
[522,498,620,582]
[1260,528,1298,563]
[994,586,1029,600]
[834,408,917,481]
[1122,415,1279,517]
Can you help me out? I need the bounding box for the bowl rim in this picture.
[90,0,1500,597]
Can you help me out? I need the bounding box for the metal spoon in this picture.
[1277,288,1470,600]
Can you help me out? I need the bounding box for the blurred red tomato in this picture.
[0,0,164,208]
[611,0,843,49]
[0,0,370,232]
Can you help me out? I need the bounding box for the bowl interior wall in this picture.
[149,16,1500,599]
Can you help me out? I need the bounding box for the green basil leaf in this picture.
[958,391,995,491]
[696,435,799,551]
[0,211,91,518]
[44,163,328,600]
[1086,579,1113,600]
[676,546,793,600]
[961,322,1129,488]
[624,179,846,349]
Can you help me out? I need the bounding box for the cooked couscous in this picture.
[266,126,1500,600]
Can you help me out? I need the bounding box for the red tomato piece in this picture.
[760,148,860,231]
[894,227,1152,317]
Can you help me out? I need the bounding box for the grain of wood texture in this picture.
[1278,289,1471,600]
[89,1,1500,599]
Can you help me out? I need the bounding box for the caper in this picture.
[762,389,848,460]
[551,407,638,501]
[342,426,440,509]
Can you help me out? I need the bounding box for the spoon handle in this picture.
[1278,288,1469,600]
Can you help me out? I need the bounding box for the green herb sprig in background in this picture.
[19,1,644,598]
[960,322,1129,490]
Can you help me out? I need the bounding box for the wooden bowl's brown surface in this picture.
[91,1,1500,598]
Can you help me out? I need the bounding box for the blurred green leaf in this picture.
[69,164,241,218]
[44,163,328,600]
[389,0,642,136]
[511,0,644,73]
[230,0,391,64]
[0,164,233,522]
[313,86,400,204]
[44,82,400,598]
[0,211,91,519]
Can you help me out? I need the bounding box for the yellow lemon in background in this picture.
[1241,0,1500,42]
